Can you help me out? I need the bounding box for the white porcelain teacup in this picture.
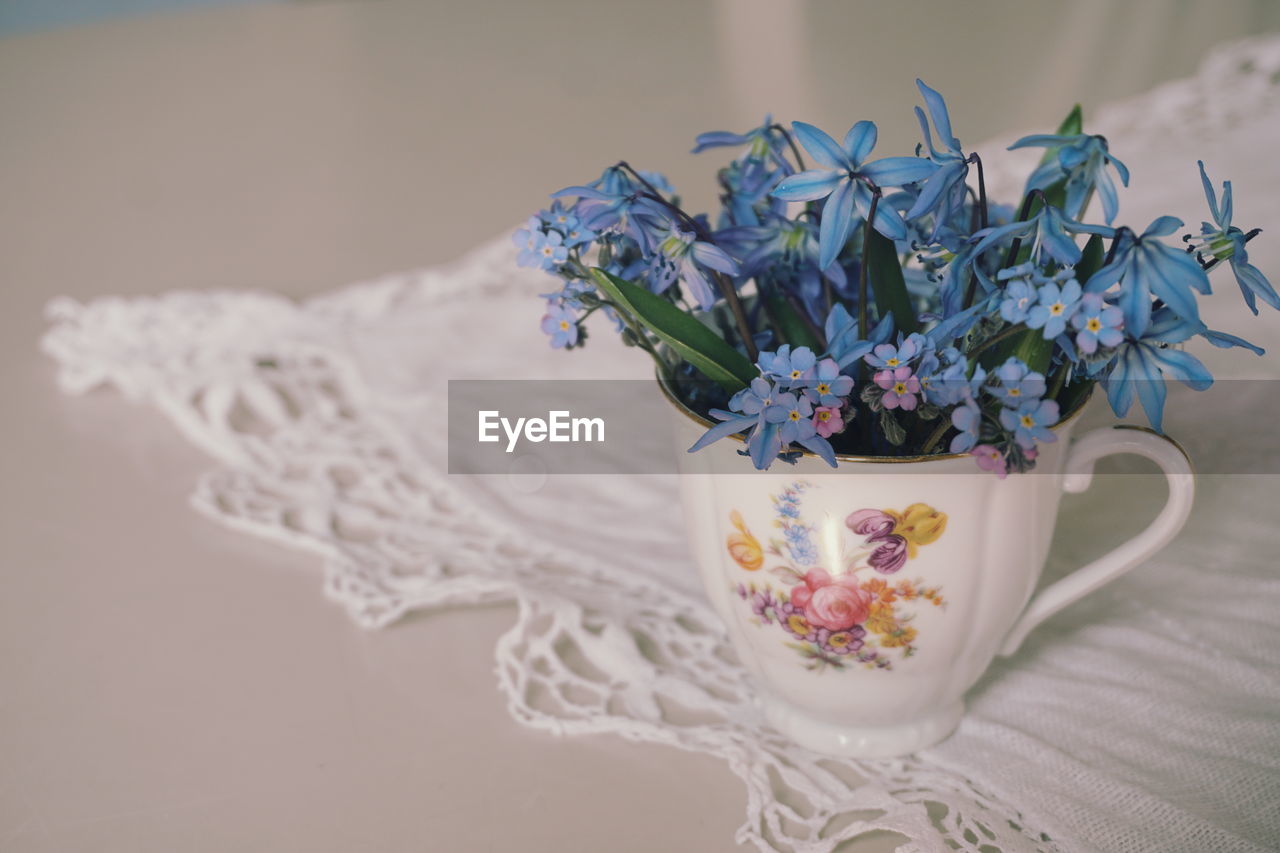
[663,378,1194,758]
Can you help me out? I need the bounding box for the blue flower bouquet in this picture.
[516,81,1272,475]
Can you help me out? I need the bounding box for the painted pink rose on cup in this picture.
[790,568,873,631]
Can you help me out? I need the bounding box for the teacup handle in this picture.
[999,425,1195,656]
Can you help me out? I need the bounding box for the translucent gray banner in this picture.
[447,379,1280,475]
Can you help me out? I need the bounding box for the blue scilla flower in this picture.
[949,396,982,453]
[907,79,970,228]
[991,357,1046,406]
[864,332,927,370]
[969,203,1113,268]
[1000,398,1060,450]
[692,115,792,172]
[736,215,839,279]
[540,302,579,349]
[758,344,817,387]
[1026,277,1082,339]
[822,304,894,369]
[771,121,938,268]
[647,226,740,310]
[553,167,635,231]
[554,167,672,252]
[1072,292,1124,354]
[1009,133,1130,224]
[1100,307,1213,433]
[1188,161,1278,315]
[1084,216,1210,339]
[718,158,789,227]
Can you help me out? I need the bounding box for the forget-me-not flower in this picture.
[991,357,1046,406]
[1026,277,1082,339]
[865,332,927,370]
[1071,292,1124,354]
[1000,398,1060,449]
[999,276,1039,324]
[806,358,854,406]
[540,303,579,348]
[758,344,817,387]
[949,396,982,453]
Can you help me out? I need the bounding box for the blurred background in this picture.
[4,3,1279,851]
[4,0,1280,306]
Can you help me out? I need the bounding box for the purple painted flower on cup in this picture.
[822,625,867,655]
[847,508,908,573]
[846,508,895,539]
[867,536,909,574]
[750,589,779,624]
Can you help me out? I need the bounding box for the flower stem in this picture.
[714,271,759,362]
[858,189,882,340]
[770,124,807,172]
[1047,358,1071,400]
[1001,189,1047,270]
[786,292,828,349]
[968,152,989,229]
[965,322,1028,361]
[920,416,952,455]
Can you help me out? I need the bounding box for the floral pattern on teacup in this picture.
[729,481,946,671]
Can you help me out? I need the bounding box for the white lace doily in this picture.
[42,36,1280,853]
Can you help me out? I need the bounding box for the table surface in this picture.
[4,2,1280,850]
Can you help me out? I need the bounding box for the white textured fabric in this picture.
[41,37,1280,853]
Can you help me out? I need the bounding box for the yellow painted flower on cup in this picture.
[885,503,948,558]
[726,510,764,571]
[863,602,899,636]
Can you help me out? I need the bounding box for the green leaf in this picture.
[1057,103,1083,136]
[590,268,755,392]
[764,295,822,352]
[1075,233,1105,284]
[1008,329,1054,374]
[865,230,919,335]
[980,327,1053,374]
[1038,104,1083,167]
[879,408,907,446]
